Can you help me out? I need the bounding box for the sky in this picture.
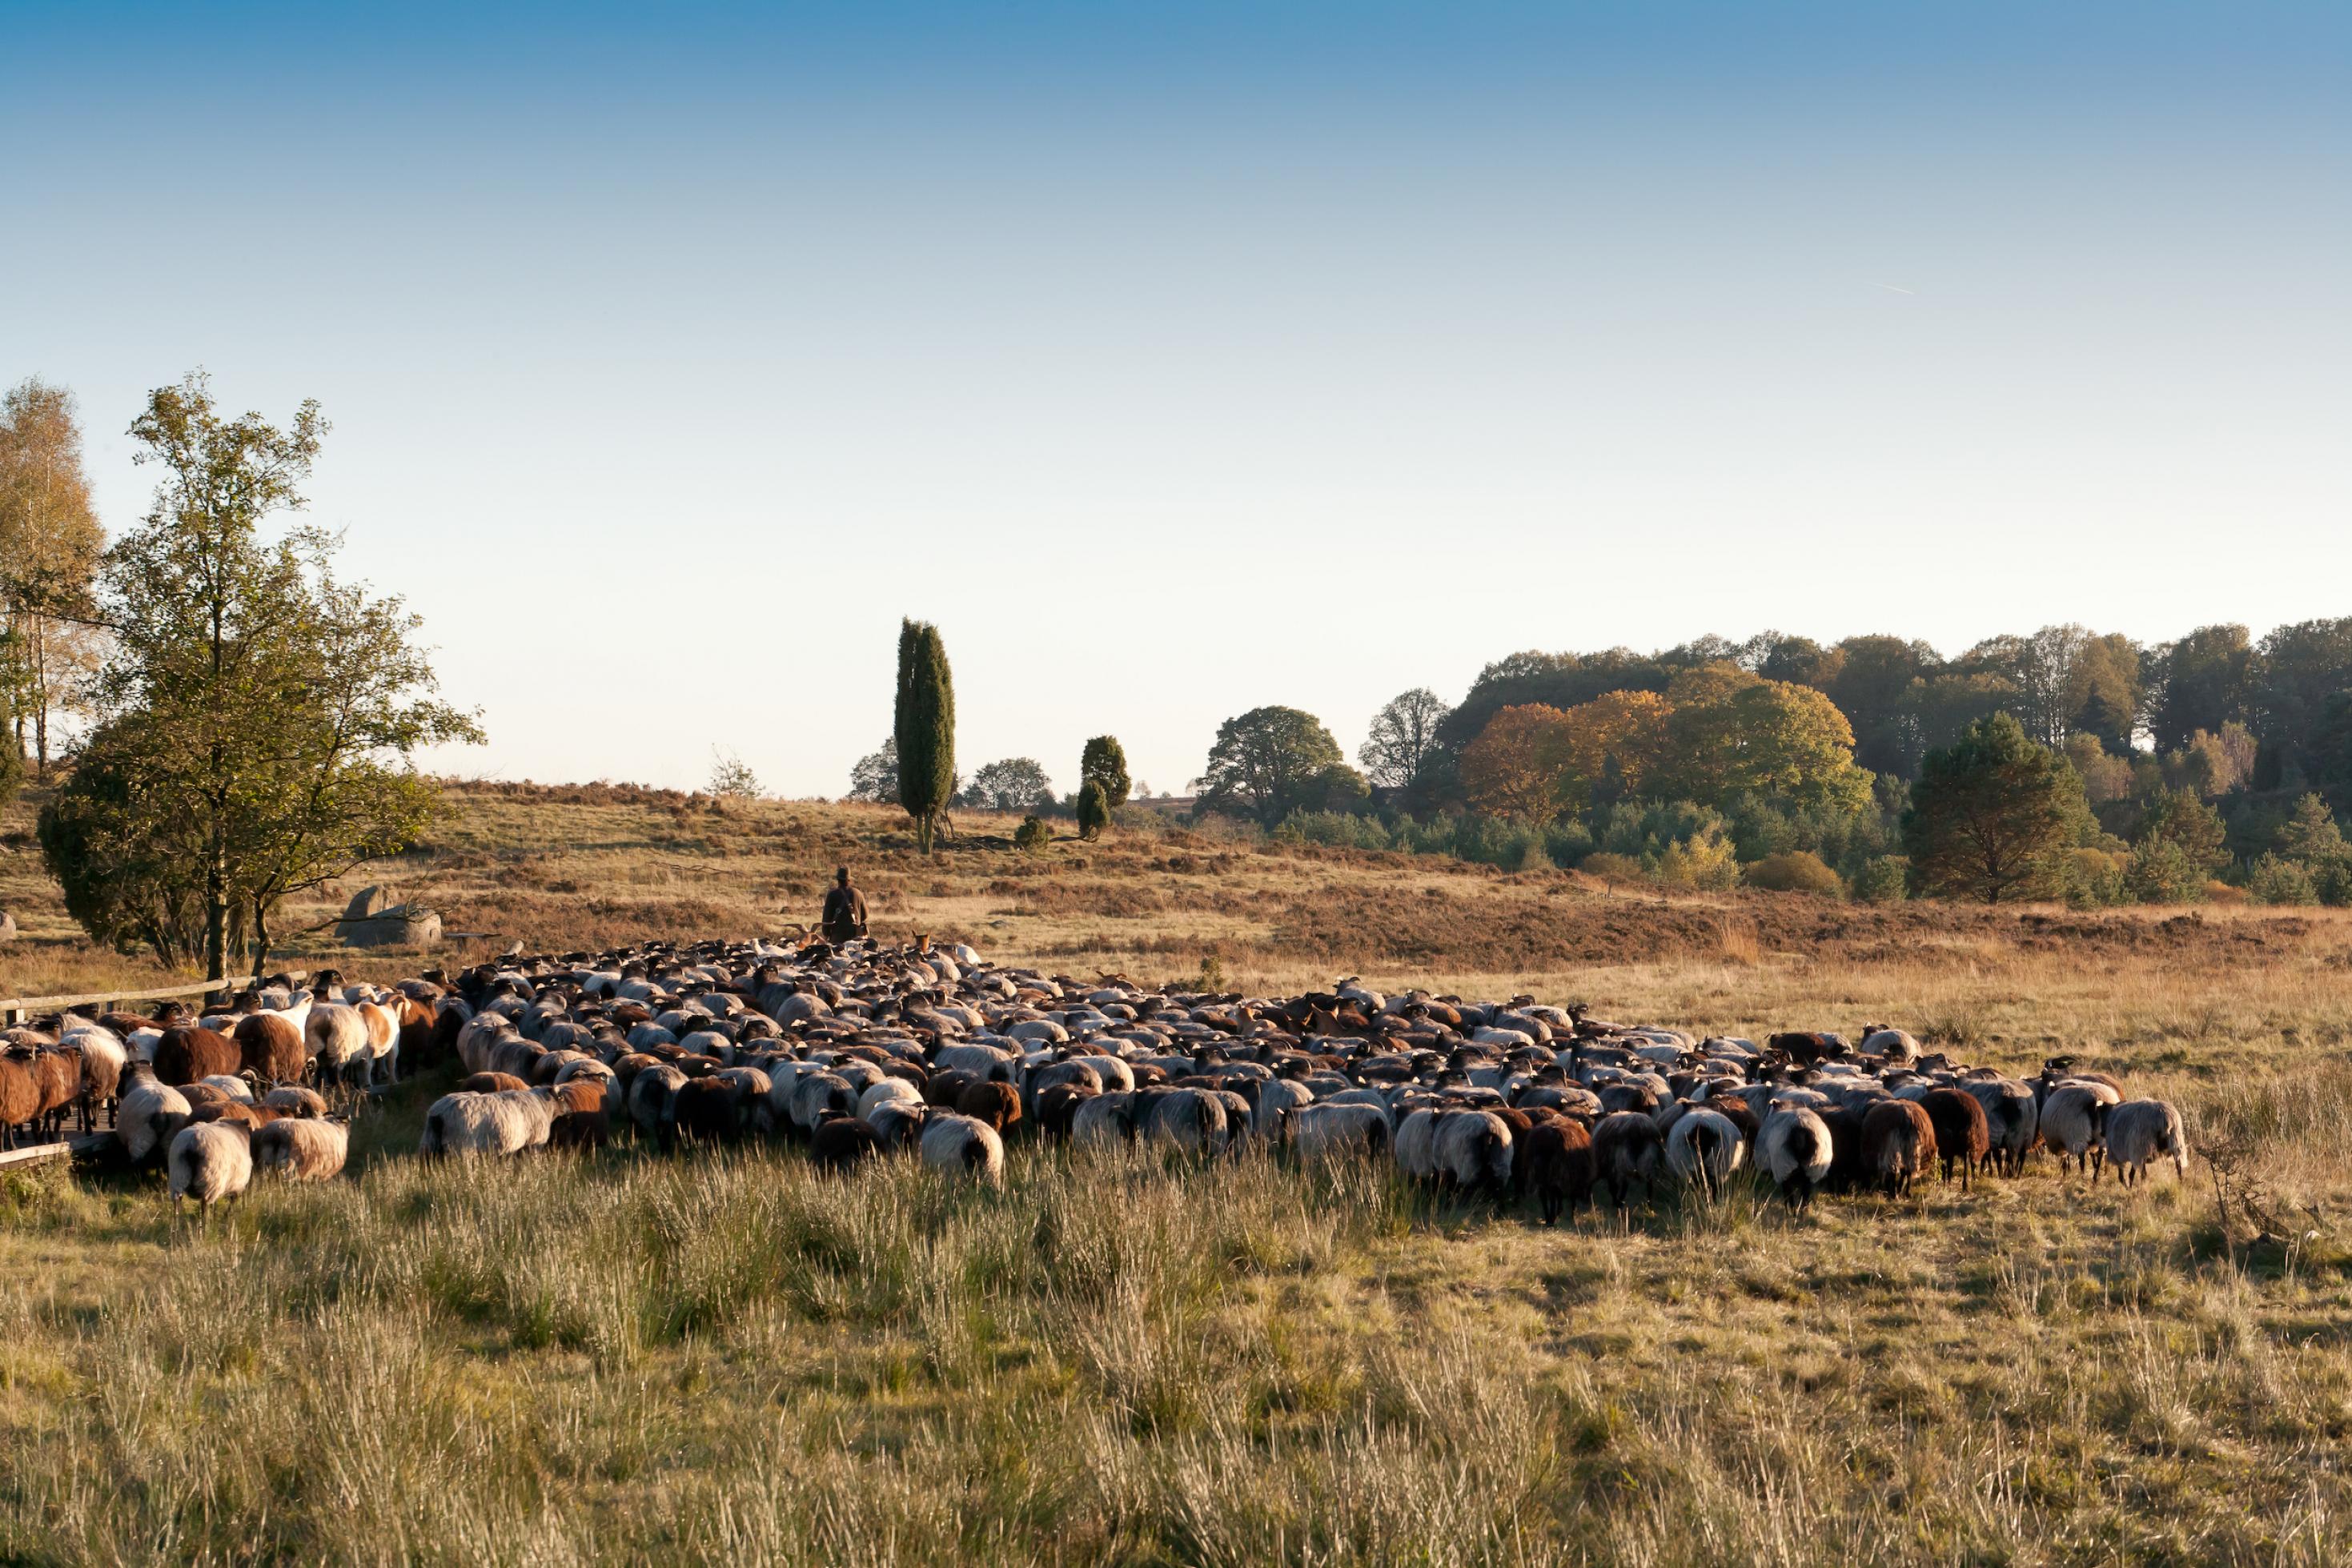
[4,2,2347,798]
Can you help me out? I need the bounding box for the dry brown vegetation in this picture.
[4,782,2352,1563]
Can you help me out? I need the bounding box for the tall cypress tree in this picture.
[894,618,956,853]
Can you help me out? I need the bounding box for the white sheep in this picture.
[1251,1078,1315,1141]
[167,1121,253,1212]
[1142,1088,1226,1154]
[2039,1081,2121,1180]
[251,1116,350,1181]
[420,1089,554,1157]
[1285,1102,1393,1164]
[1758,1104,1833,1207]
[2103,1099,2189,1186]
[117,1070,192,1165]
[858,1077,922,1121]
[1664,1106,1746,1195]
[919,1112,1005,1187]
[1431,1109,1514,1193]
[305,1003,370,1089]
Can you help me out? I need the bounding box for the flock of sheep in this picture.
[3,934,2190,1220]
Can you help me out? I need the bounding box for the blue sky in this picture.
[5,2,2347,796]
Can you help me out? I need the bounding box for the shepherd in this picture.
[821,867,869,946]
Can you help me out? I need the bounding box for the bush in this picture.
[1274,810,1391,851]
[1581,852,1644,890]
[2246,852,2319,906]
[2205,880,2248,906]
[2125,837,2206,904]
[1543,820,1595,868]
[1744,851,1843,896]
[1013,816,1051,853]
[1652,825,1740,891]
[2058,848,2129,909]
[1074,780,1112,841]
[1852,855,1908,904]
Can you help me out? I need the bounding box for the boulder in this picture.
[342,884,398,923]
[0,908,16,944]
[341,902,443,949]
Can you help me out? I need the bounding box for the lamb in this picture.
[32,1045,85,1137]
[460,1072,533,1094]
[2102,1099,2189,1187]
[1252,1077,1314,1141]
[1919,1087,1992,1191]
[1860,1099,1937,1197]
[1664,1106,1745,1196]
[1591,1111,1665,1212]
[116,1066,193,1165]
[420,1089,555,1157]
[920,1112,1006,1187]
[1520,1120,1595,1225]
[858,1077,924,1121]
[669,1075,748,1144]
[1758,1104,1834,1208]
[234,1012,307,1086]
[167,1121,254,1212]
[251,1116,351,1181]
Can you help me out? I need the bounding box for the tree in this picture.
[708,748,762,801]
[1358,688,1451,790]
[2135,788,2229,878]
[0,377,106,778]
[960,756,1054,812]
[1902,712,2085,903]
[1194,705,1345,826]
[1557,690,1672,808]
[1459,704,1575,822]
[893,619,956,852]
[1079,736,1131,809]
[1013,814,1052,852]
[2150,624,2252,753]
[2253,619,2352,784]
[1827,635,1941,778]
[44,371,481,976]
[1075,779,1112,840]
[846,738,897,802]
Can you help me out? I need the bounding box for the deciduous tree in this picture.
[1359,688,1451,790]
[1195,705,1345,826]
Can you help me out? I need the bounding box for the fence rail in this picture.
[1,971,307,1028]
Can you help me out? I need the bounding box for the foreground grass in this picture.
[4,1053,2352,1565]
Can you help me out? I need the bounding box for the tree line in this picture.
[1179,624,2352,907]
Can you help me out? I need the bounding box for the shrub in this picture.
[1542,820,1595,868]
[1581,852,1644,891]
[1852,855,1909,904]
[1075,780,1112,841]
[1744,851,1843,896]
[1274,810,1391,851]
[1013,816,1051,853]
[2246,852,2319,906]
[2206,880,2249,906]
[1652,825,1740,891]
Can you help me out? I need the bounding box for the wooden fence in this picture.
[1,971,307,1029]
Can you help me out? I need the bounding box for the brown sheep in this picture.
[190,1101,287,1129]
[155,1027,240,1087]
[263,1085,331,1117]
[1919,1088,1991,1191]
[548,1110,608,1151]
[235,1013,307,1085]
[1860,1099,1937,1197]
[955,1080,1023,1134]
[460,1072,532,1094]
[810,1114,881,1172]
[925,1069,977,1109]
[179,1082,239,1117]
[0,1046,44,1150]
[1036,1082,1097,1140]
[669,1076,744,1144]
[546,1079,605,1117]
[34,1046,86,1136]
[1590,1111,1664,1212]
[1522,1120,1596,1225]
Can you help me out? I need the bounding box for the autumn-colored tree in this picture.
[1459,704,1575,822]
[1555,690,1672,808]
[1653,664,1871,812]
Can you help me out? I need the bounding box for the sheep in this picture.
[1286,1103,1393,1165]
[420,1089,555,1157]
[1252,1077,1314,1141]
[32,1045,84,1137]
[810,1115,883,1172]
[1918,1087,1992,1191]
[1758,1104,1834,1208]
[167,1121,253,1213]
[1959,1077,2039,1177]
[785,1071,859,1139]
[1142,1088,1226,1154]
[1430,1110,1515,1194]
[1521,1120,1595,1225]
[306,1004,371,1089]
[1590,1111,1664,1212]
[234,1013,307,1086]
[920,1112,1006,1187]
[1070,1092,1138,1148]
[628,1064,691,1145]
[251,1116,350,1181]
[2039,1081,2121,1180]
[0,1045,44,1150]
[865,1100,929,1149]
[116,1068,193,1165]
[60,1023,126,1127]
[263,1085,331,1118]
[2103,1099,2189,1187]
[460,1072,532,1094]
[859,1077,923,1121]
[1664,1106,1745,1197]
[154,1026,240,1087]
[1860,1099,1937,1197]
[955,1081,1024,1134]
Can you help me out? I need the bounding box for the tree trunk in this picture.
[251,898,272,983]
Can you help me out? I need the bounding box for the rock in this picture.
[343,884,398,923]
[341,902,442,949]
[0,909,16,944]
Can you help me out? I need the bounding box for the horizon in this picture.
[6,2,2347,797]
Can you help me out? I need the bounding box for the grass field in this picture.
[4,783,2352,1564]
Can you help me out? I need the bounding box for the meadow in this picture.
[2,782,2350,1565]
